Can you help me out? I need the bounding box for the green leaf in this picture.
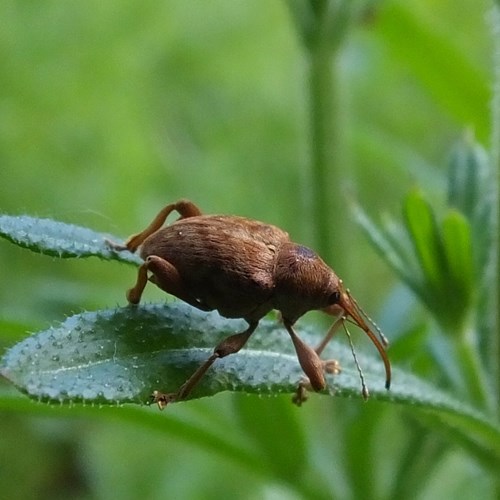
[403,189,446,295]
[352,204,422,293]
[1,302,499,466]
[0,302,379,405]
[447,135,493,281]
[441,210,474,306]
[448,133,491,220]
[0,214,142,265]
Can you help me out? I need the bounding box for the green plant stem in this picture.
[308,46,343,262]
[455,331,494,413]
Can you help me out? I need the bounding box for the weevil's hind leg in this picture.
[291,316,344,406]
[107,199,202,253]
[126,255,211,310]
[152,321,259,409]
[126,261,149,304]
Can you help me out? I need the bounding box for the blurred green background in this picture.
[0,0,495,499]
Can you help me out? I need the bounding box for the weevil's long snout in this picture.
[325,291,392,390]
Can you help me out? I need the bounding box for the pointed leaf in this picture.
[353,204,421,292]
[403,190,446,294]
[441,210,474,306]
[0,214,141,265]
[448,134,491,220]
[0,302,383,405]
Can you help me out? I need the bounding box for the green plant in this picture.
[1,1,499,499]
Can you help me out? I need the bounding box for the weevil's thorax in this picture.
[273,243,342,323]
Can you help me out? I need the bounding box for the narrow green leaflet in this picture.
[352,204,421,292]
[403,189,446,293]
[441,210,474,305]
[0,214,142,265]
[448,136,491,220]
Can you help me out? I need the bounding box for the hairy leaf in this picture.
[1,302,499,467]
[1,302,378,405]
[0,214,141,265]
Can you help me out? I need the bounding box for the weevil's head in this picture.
[274,243,344,322]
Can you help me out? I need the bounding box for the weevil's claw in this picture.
[292,381,309,406]
[104,238,128,252]
[292,359,341,406]
[151,390,178,410]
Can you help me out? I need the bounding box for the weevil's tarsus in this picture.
[323,359,341,375]
[291,357,341,406]
[292,379,310,406]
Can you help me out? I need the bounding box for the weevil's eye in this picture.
[328,291,341,305]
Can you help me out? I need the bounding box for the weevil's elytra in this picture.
[109,199,391,409]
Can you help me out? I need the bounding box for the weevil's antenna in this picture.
[342,320,369,400]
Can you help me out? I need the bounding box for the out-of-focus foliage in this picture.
[1,0,498,499]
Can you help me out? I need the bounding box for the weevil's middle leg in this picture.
[108,199,202,252]
[314,315,344,357]
[152,322,258,409]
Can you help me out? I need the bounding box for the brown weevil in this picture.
[109,200,391,408]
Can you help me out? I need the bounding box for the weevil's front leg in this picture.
[290,316,344,406]
[284,320,326,393]
[108,199,202,253]
[127,255,211,311]
[152,321,259,409]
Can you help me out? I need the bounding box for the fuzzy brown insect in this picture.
[109,200,391,408]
